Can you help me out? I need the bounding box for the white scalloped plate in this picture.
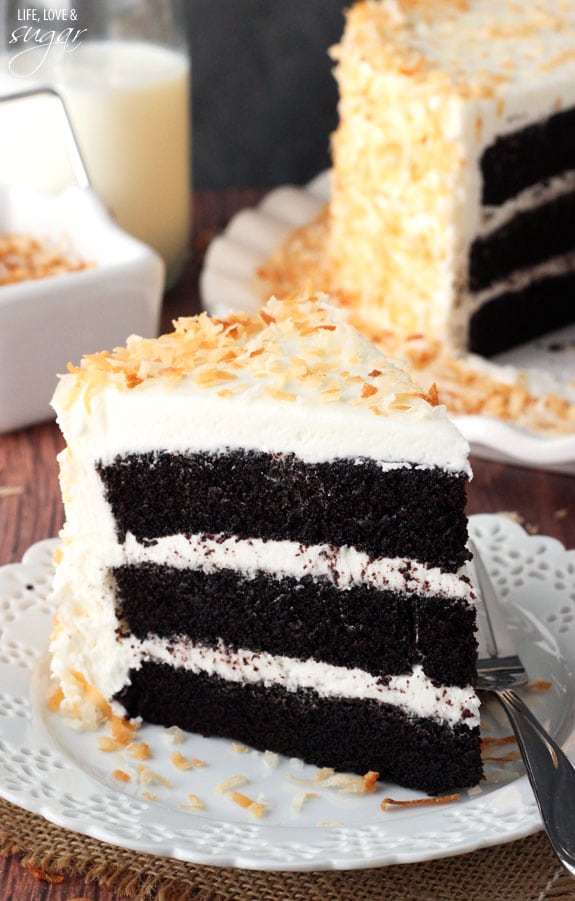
[0,514,574,870]
[199,171,575,474]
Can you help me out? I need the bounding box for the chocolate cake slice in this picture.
[49,294,482,795]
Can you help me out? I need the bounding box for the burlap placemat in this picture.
[1,797,573,901]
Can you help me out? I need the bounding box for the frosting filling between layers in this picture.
[120,532,474,599]
[124,636,480,729]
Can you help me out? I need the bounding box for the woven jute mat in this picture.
[1,797,573,901]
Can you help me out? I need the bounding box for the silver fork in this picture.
[471,539,575,877]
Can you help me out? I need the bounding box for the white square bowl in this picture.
[0,185,165,433]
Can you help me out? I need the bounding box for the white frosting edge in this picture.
[52,379,471,474]
[123,532,475,600]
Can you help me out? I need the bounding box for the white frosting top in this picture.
[358,0,575,93]
[52,294,470,472]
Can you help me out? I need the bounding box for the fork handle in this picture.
[494,688,575,877]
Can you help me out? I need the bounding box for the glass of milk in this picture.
[0,0,191,285]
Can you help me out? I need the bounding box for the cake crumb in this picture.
[142,791,158,802]
[231,742,249,754]
[191,757,207,768]
[112,769,131,783]
[314,767,336,782]
[554,508,568,519]
[23,863,64,884]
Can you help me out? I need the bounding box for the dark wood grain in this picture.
[0,189,573,900]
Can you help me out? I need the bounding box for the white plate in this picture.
[1,515,574,869]
[0,185,165,434]
[199,171,575,474]
[0,515,575,870]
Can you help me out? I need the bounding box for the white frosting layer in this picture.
[123,532,475,600]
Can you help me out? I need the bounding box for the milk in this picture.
[0,41,191,280]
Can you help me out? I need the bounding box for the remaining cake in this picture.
[49,294,482,795]
[328,0,575,356]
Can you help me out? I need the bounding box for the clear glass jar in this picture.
[0,1,191,285]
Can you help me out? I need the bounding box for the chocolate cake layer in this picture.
[469,269,575,357]
[97,451,469,571]
[481,105,575,206]
[469,191,575,292]
[113,564,477,687]
[116,664,483,795]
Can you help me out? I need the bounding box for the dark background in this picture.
[187,1,349,188]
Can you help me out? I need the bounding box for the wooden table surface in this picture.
[0,189,574,899]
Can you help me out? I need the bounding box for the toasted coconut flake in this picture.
[363,770,380,793]
[98,736,122,753]
[137,765,171,788]
[216,774,249,794]
[381,793,459,811]
[182,793,206,811]
[171,751,194,771]
[481,735,517,750]
[230,791,268,818]
[361,382,378,399]
[257,214,575,435]
[128,741,152,761]
[23,863,65,884]
[47,686,64,712]
[263,750,279,769]
[321,773,373,794]
[163,725,185,745]
[291,791,319,811]
[0,233,94,286]
[315,767,336,782]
